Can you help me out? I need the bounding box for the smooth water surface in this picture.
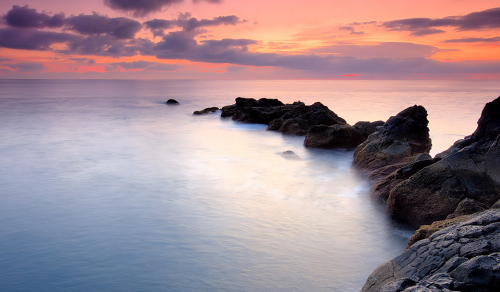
[0,79,498,291]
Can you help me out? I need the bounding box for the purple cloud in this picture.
[382,7,500,36]
[0,27,81,50]
[144,13,244,36]
[103,0,184,17]
[3,5,65,28]
[444,37,500,43]
[6,62,47,72]
[66,13,142,39]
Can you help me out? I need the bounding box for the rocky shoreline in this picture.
[195,96,500,291]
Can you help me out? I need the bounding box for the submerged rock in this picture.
[361,209,500,292]
[352,105,432,174]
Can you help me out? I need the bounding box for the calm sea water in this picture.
[0,79,498,292]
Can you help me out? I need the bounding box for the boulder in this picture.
[166,99,179,105]
[361,209,500,292]
[385,97,500,228]
[352,105,432,174]
[220,98,347,135]
[304,120,384,149]
[193,107,219,115]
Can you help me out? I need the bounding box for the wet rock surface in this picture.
[361,209,500,292]
[352,105,432,174]
[304,121,384,149]
[220,97,347,135]
[193,107,219,115]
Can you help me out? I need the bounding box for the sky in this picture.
[0,0,499,79]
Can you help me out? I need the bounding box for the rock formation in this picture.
[352,105,432,175]
[361,209,500,292]
[193,107,219,115]
[220,97,347,135]
[304,121,384,149]
[372,97,500,228]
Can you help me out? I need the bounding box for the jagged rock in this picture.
[304,120,384,149]
[166,99,179,105]
[352,105,432,174]
[385,97,500,228]
[361,209,500,292]
[370,157,440,202]
[220,98,347,135]
[193,107,219,115]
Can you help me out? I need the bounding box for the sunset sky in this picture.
[0,0,499,79]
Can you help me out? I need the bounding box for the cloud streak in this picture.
[382,7,500,36]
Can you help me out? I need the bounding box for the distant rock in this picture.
[166,99,179,105]
[304,120,384,149]
[193,107,219,115]
[361,209,500,292]
[220,97,347,135]
[352,105,432,174]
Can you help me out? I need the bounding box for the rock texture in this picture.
[220,97,347,135]
[304,121,384,149]
[193,107,219,115]
[352,105,432,174]
[361,209,500,292]
[384,97,500,227]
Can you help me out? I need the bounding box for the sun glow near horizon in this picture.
[0,0,499,79]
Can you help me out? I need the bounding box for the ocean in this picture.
[0,79,498,292]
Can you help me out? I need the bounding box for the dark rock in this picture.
[352,105,432,174]
[384,97,500,228]
[166,99,179,105]
[280,150,300,159]
[361,209,500,292]
[193,107,219,115]
[220,97,347,135]
[371,157,440,202]
[303,121,384,149]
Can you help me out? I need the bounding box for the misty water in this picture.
[0,79,498,292]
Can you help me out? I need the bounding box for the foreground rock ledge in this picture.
[361,209,500,292]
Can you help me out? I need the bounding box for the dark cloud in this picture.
[338,25,364,35]
[0,58,12,62]
[103,0,184,17]
[64,35,153,57]
[0,27,81,50]
[66,13,142,39]
[144,14,244,36]
[4,5,65,28]
[382,7,500,35]
[444,37,500,43]
[107,60,181,71]
[69,57,96,64]
[6,62,47,72]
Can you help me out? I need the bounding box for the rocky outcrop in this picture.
[361,209,500,292]
[383,97,500,228]
[352,105,432,174]
[220,97,347,135]
[166,99,179,105]
[193,107,219,115]
[304,121,384,149]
